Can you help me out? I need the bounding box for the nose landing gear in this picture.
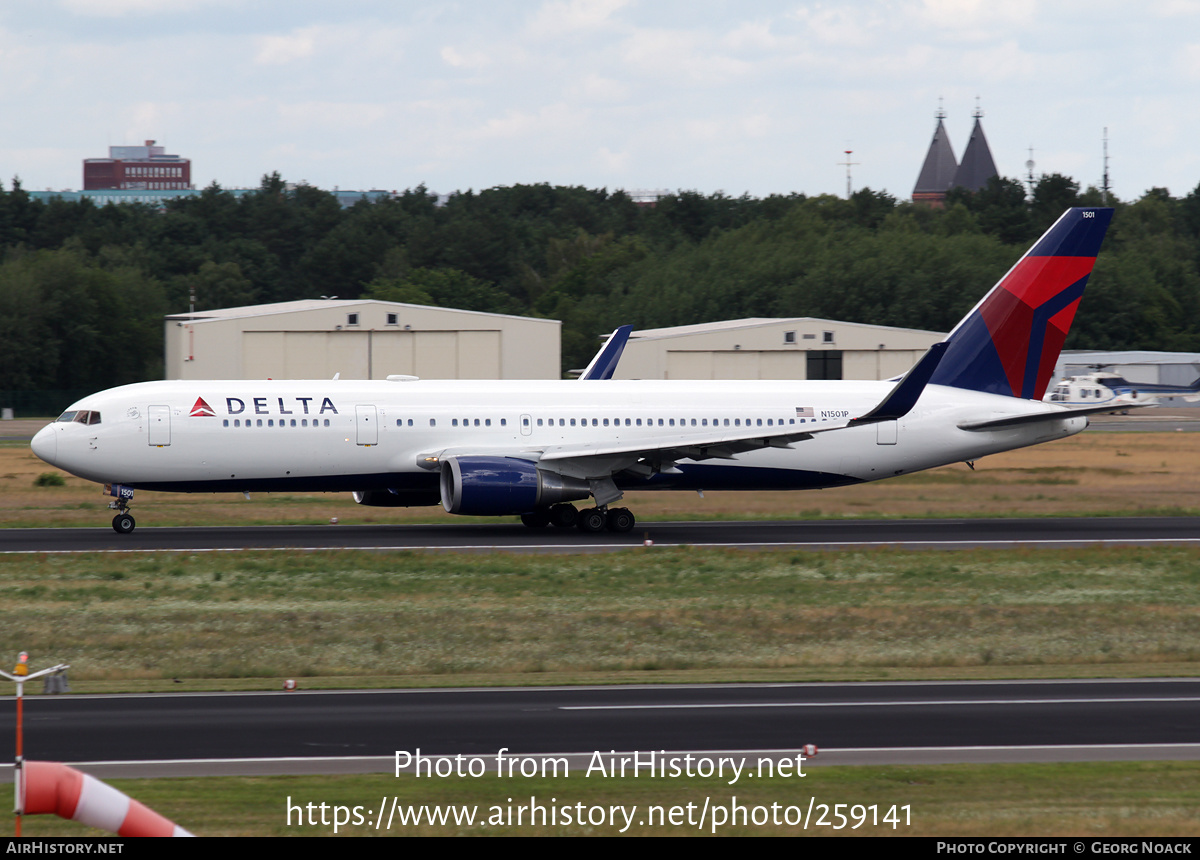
[104,484,136,534]
[111,511,136,534]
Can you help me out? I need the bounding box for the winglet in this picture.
[849,341,949,427]
[579,325,633,381]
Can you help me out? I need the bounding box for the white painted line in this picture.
[562,696,1200,710]
[3,537,1200,555]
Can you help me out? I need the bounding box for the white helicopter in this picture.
[1044,366,1200,409]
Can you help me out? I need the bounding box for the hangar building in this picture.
[165,299,561,380]
[610,318,944,381]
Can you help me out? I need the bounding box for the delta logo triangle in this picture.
[190,397,216,417]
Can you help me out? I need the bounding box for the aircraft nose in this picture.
[31,424,57,465]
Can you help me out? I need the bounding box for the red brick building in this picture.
[83,140,191,191]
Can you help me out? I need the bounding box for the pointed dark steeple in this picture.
[912,104,958,206]
[952,104,998,192]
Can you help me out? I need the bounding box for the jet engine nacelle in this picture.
[439,456,591,516]
[352,489,440,507]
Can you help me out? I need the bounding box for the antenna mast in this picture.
[838,149,860,199]
[1102,127,1111,204]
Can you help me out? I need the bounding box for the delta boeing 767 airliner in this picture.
[33,208,1116,535]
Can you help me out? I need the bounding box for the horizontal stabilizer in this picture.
[958,403,1151,431]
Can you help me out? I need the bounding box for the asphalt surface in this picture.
[2,516,1199,554]
[1,680,1197,779]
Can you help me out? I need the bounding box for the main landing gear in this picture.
[520,503,636,534]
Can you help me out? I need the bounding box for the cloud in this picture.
[620,28,752,84]
[1152,0,1200,15]
[473,103,591,142]
[277,101,391,130]
[255,27,318,66]
[595,146,629,172]
[57,0,227,15]
[1180,42,1200,79]
[578,73,629,102]
[789,6,881,48]
[526,0,631,38]
[915,0,1037,39]
[724,20,788,52]
[441,45,490,69]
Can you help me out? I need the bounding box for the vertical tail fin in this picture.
[930,207,1113,400]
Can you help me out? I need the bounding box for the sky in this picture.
[2,0,1199,203]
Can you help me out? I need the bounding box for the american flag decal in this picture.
[795,407,814,417]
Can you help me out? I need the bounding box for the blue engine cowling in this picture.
[439,456,590,516]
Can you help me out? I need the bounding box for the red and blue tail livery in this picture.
[931,208,1113,400]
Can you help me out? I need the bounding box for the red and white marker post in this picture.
[1,652,68,836]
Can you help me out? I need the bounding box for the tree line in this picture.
[1,170,1199,408]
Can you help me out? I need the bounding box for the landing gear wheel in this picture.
[606,507,635,533]
[549,504,579,528]
[576,508,607,533]
[520,510,551,528]
[112,513,136,534]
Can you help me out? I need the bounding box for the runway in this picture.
[2,515,1199,553]
[2,679,1198,779]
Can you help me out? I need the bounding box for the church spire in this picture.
[952,100,998,192]
[912,101,959,206]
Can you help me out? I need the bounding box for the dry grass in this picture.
[6,428,1200,528]
[3,546,1200,687]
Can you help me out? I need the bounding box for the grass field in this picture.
[2,545,1198,688]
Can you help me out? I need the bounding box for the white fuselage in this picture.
[32,378,1087,503]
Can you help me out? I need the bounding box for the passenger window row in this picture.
[532,417,800,428]
[388,416,807,429]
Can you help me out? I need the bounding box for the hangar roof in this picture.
[165,298,553,325]
[628,317,943,342]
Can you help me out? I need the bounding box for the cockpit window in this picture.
[58,410,101,425]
